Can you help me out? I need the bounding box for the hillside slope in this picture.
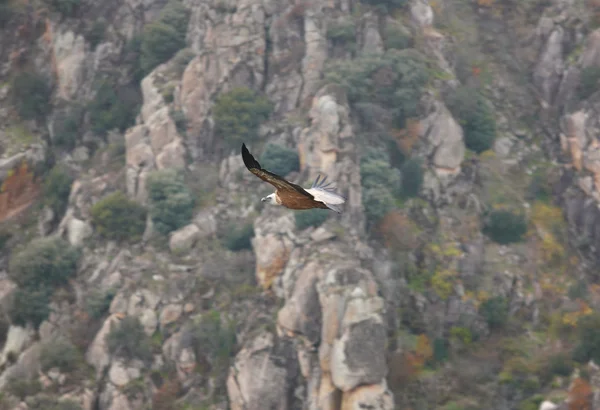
[1,0,600,409]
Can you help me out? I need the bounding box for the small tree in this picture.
[40,337,82,373]
[189,310,236,394]
[106,316,153,362]
[577,66,600,100]
[91,191,147,242]
[8,287,52,327]
[363,186,395,227]
[147,169,195,235]
[140,0,189,75]
[213,87,273,150]
[573,312,600,364]
[446,86,497,154]
[222,222,255,251]
[44,0,81,16]
[43,165,74,218]
[400,157,423,198]
[295,209,330,230]
[259,144,300,177]
[480,296,509,330]
[482,210,527,244]
[9,237,80,290]
[360,159,401,194]
[11,71,52,120]
[88,81,139,136]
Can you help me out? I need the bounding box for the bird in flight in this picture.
[241,143,346,213]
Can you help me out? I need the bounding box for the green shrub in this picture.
[359,151,400,226]
[573,312,600,364]
[11,71,52,120]
[49,401,83,410]
[53,107,83,150]
[482,210,527,244]
[259,144,300,177]
[400,157,423,198]
[147,169,195,235]
[295,209,330,230]
[45,0,81,16]
[106,316,153,362]
[40,337,82,373]
[327,18,356,46]
[384,23,412,50]
[526,166,554,202]
[8,287,52,328]
[323,49,428,126]
[140,0,189,75]
[479,296,509,330]
[88,81,139,136]
[26,396,83,410]
[578,66,600,100]
[86,20,107,50]
[91,191,147,242]
[213,87,273,150]
[360,158,401,193]
[189,310,236,388]
[518,395,544,410]
[9,237,80,290]
[222,222,255,251]
[0,228,11,253]
[85,289,116,319]
[547,352,573,377]
[0,2,14,28]
[446,86,496,153]
[363,186,395,226]
[170,109,187,134]
[359,0,408,11]
[0,315,8,347]
[432,337,449,364]
[6,377,42,400]
[43,165,74,217]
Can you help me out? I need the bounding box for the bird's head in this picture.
[261,193,278,205]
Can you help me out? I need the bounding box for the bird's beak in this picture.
[261,197,267,202]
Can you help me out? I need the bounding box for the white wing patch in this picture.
[305,188,346,205]
[306,174,346,205]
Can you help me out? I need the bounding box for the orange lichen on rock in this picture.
[568,377,593,410]
[0,160,41,222]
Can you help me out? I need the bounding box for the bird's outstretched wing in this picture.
[241,143,314,199]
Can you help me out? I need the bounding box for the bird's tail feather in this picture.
[325,203,343,214]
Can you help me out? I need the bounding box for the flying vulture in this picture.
[241,143,346,213]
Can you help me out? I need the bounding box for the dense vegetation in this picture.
[140,0,190,75]
[42,165,74,218]
[91,191,148,242]
[88,80,139,136]
[446,85,497,154]
[11,71,52,120]
[213,87,274,150]
[8,238,81,327]
[259,144,300,177]
[324,49,429,128]
[147,169,195,235]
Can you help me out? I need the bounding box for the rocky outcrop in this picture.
[297,85,364,233]
[126,64,187,203]
[420,100,466,176]
[227,332,299,410]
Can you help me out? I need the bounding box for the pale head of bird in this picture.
[261,193,279,205]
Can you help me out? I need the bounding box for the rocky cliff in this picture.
[2,0,600,409]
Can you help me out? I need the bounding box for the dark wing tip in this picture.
[241,143,261,171]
